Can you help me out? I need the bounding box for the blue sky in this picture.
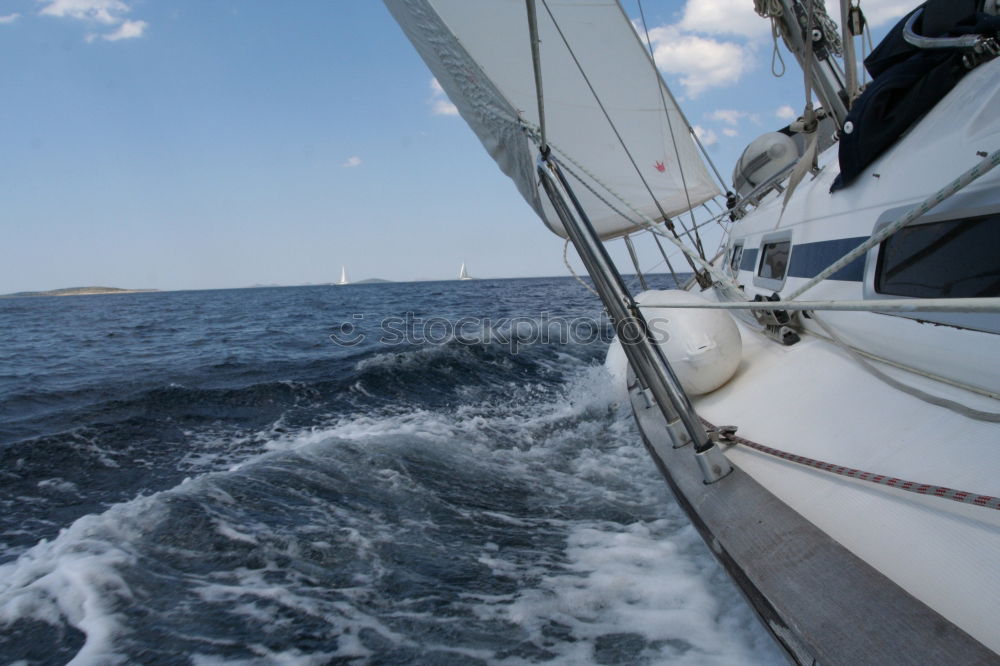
[0,0,910,292]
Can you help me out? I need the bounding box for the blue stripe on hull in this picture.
[787,236,868,281]
[738,237,868,281]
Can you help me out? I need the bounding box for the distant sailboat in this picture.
[458,263,473,281]
[336,266,349,286]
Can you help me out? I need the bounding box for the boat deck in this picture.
[687,315,1000,655]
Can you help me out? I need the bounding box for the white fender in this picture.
[604,290,742,396]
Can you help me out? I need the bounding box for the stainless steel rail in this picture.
[537,154,731,483]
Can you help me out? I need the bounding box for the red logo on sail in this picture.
[654,161,666,172]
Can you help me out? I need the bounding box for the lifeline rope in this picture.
[518,117,744,294]
[546,149,740,289]
[563,238,599,297]
[638,296,1000,314]
[810,312,1000,422]
[704,419,1000,511]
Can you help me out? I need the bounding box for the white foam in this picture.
[214,520,259,545]
[476,519,785,664]
[37,478,80,494]
[352,342,468,373]
[191,646,344,666]
[192,565,400,660]
[0,498,162,665]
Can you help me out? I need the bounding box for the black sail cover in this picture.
[832,0,1000,191]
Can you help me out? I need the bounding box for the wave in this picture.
[0,361,782,663]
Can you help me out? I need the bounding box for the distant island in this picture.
[354,278,392,284]
[0,286,158,299]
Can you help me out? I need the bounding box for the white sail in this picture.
[459,262,471,280]
[336,266,349,285]
[384,0,720,240]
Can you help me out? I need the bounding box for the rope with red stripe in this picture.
[705,422,1000,511]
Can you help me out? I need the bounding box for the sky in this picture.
[0,0,913,293]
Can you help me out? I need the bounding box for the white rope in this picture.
[811,0,843,56]
[520,118,744,295]
[542,131,706,257]
[639,296,1000,314]
[784,148,1000,302]
[755,0,786,76]
[546,149,739,290]
[639,297,1000,419]
[805,319,1000,401]
[563,238,599,297]
[810,313,1000,422]
[539,0,706,271]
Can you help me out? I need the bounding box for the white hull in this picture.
[608,55,1000,658]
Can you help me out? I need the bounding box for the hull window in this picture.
[759,240,791,280]
[876,214,1000,298]
[753,232,792,292]
[730,242,744,275]
[740,247,758,272]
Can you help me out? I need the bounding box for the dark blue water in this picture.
[0,277,781,664]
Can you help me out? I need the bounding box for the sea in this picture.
[0,276,784,665]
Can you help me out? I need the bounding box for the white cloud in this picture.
[102,18,144,40]
[38,0,129,24]
[671,0,912,58]
[430,78,458,116]
[37,0,148,42]
[722,128,738,137]
[677,0,910,39]
[693,125,718,146]
[632,0,913,107]
[647,25,749,98]
[432,99,459,116]
[709,109,747,125]
[775,104,797,121]
[678,0,770,40]
[342,156,362,168]
[0,13,20,24]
